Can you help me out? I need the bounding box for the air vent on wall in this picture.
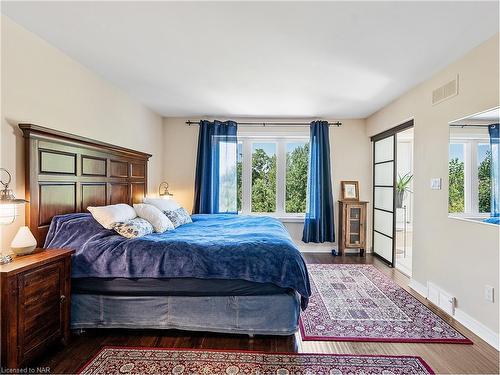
[432,75,459,105]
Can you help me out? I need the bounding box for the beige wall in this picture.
[4,11,496,338]
[0,16,164,251]
[366,34,500,333]
[163,117,372,250]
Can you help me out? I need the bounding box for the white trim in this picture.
[449,212,491,219]
[448,216,499,227]
[409,278,499,350]
[454,308,500,350]
[298,246,333,253]
[277,216,305,223]
[449,106,500,124]
[298,243,335,253]
[408,278,428,298]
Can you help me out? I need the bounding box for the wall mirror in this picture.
[448,107,499,225]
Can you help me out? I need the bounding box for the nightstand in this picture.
[0,248,74,369]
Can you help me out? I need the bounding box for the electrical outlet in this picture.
[430,178,442,190]
[484,285,494,303]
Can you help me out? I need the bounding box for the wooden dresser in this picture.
[338,200,368,256]
[1,249,74,369]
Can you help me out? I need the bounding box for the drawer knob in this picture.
[60,295,66,303]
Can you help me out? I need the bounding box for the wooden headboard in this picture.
[20,124,152,246]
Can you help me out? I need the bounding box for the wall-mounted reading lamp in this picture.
[158,182,174,200]
[0,168,29,264]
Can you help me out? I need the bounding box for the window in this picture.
[477,143,491,213]
[217,139,237,213]
[251,143,277,212]
[237,137,309,217]
[448,143,465,213]
[449,139,491,216]
[286,142,309,213]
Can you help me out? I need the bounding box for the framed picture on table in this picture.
[341,181,359,201]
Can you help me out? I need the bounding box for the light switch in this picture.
[485,285,494,303]
[430,178,442,190]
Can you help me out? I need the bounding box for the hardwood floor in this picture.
[33,254,499,374]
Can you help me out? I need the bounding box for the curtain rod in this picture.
[185,120,342,127]
[449,124,492,128]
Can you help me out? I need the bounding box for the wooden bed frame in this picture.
[20,124,151,247]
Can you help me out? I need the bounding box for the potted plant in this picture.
[396,173,413,208]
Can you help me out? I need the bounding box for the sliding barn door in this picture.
[372,134,396,265]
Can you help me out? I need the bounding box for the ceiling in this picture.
[2,1,499,119]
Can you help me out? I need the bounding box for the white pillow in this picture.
[87,204,137,229]
[143,197,181,212]
[133,203,174,233]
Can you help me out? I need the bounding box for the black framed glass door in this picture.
[372,134,396,265]
[371,120,414,267]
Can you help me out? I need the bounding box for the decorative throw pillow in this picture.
[143,197,181,212]
[114,218,153,239]
[88,204,137,229]
[163,207,192,228]
[133,203,174,233]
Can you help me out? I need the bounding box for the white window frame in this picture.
[238,135,309,220]
[449,138,491,218]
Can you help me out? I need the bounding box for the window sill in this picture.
[448,215,498,227]
[241,213,305,223]
[277,216,305,223]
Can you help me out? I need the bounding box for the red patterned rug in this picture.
[78,347,434,374]
[300,264,471,343]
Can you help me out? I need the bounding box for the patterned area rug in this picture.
[300,264,471,343]
[78,347,434,374]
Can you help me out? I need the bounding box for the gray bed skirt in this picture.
[71,292,301,336]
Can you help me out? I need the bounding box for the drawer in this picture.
[17,261,65,364]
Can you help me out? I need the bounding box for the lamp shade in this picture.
[10,226,37,255]
[0,167,28,224]
[0,204,18,225]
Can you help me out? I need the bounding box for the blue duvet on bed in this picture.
[45,213,311,308]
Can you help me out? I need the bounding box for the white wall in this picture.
[0,16,164,251]
[163,117,372,250]
[366,33,500,334]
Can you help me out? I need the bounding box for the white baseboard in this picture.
[299,248,332,253]
[454,308,500,350]
[409,278,499,350]
[408,278,428,298]
[298,246,371,254]
[298,244,333,253]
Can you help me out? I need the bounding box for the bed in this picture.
[21,124,310,336]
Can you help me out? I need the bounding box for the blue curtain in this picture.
[488,123,499,220]
[193,120,238,214]
[302,121,335,243]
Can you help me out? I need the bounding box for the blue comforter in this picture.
[45,213,311,308]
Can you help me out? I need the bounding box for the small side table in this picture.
[338,200,368,256]
[0,248,74,369]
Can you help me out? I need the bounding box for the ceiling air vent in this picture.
[432,75,458,105]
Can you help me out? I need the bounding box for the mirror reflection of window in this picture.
[448,107,499,225]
